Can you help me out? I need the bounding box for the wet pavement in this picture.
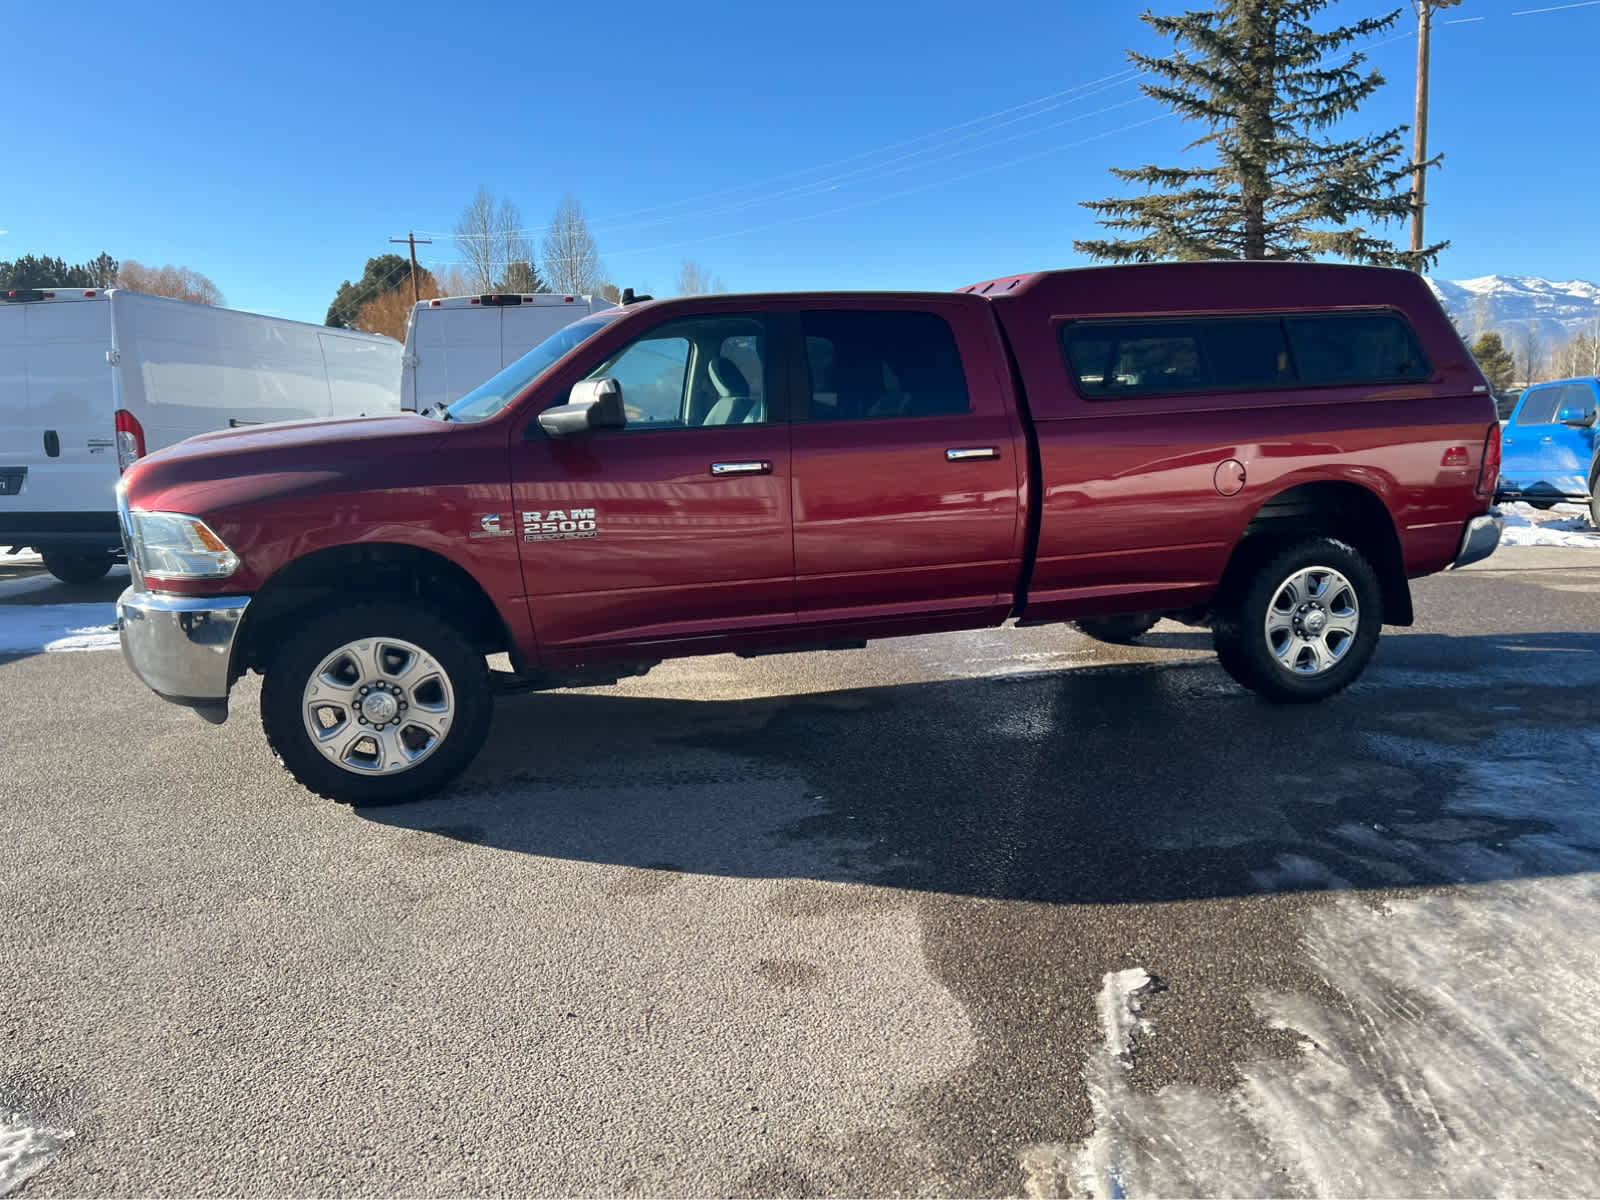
[2,548,1598,1196]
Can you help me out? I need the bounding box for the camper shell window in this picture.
[1062,310,1431,399]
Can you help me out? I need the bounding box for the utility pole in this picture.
[389,232,433,304]
[1410,0,1461,271]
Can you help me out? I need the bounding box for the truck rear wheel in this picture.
[1073,613,1160,645]
[1212,537,1382,703]
[260,603,492,806]
[41,548,114,585]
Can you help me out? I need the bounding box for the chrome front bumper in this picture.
[117,588,250,723]
[1451,512,1505,570]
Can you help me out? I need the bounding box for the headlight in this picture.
[131,512,240,579]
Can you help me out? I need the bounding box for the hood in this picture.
[124,411,455,516]
[157,411,445,461]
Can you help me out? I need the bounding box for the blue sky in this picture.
[5,0,1598,324]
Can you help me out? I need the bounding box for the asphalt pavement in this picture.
[2,548,1598,1197]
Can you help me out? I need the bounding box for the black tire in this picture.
[1211,537,1383,703]
[1589,468,1600,531]
[41,548,113,585]
[260,602,492,806]
[1073,612,1160,645]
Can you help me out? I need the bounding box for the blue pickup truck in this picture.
[1498,376,1600,525]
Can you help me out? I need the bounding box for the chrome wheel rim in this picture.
[301,637,454,775]
[1263,565,1359,677]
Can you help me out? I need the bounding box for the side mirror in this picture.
[1557,406,1598,429]
[537,377,627,438]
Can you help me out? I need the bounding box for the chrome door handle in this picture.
[946,447,998,462]
[710,460,771,477]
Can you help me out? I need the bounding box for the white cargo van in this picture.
[0,288,402,583]
[400,292,616,413]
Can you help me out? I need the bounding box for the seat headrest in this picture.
[708,355,750,397]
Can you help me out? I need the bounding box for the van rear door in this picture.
[411,303,500,414]
[499,298,595,369]
[0,293,120,533]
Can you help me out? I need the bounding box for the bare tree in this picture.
[1552,331,1600,380]
[117,261,224,306]
[676,259,727,296]
[1468,292,1492,341]
[354,276,439,341]
[542,194,602,295]
[1520,326,1543,386]
[453,186,537,294]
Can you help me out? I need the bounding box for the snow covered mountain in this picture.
[1425,275,1600,343]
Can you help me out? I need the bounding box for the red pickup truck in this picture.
[115,262,1503,805]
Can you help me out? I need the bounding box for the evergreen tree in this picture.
[0,252,119,290]
[325,254,433,328]
[1076,1,1443,269]
[1469,331,1517,394]
[500,259,547,294]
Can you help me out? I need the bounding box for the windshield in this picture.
[445,311,623,423]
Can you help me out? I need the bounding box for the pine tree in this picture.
[1076,1,1444,269]
[1469,332,1517,394]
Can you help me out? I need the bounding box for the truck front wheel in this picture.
[260,603,492,805]
[1212,538,1383,703]
[41,548,114,585]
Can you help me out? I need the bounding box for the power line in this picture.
[441,74,1147,246]
[425,112,1177,268]
[409,1,1593,273]
[419,68,1145,244]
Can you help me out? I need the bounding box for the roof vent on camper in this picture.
[4,289,53,302]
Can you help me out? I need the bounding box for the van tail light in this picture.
[1475,422,1502,500]
[115,410,146,473]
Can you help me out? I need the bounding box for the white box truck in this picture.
[1,287,402,583]
[400,292,616,413]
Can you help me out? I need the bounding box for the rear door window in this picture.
[800,310,969,421]
[1514,387,1561,427]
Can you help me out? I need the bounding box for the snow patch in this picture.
[1021,724,1600,1197]
[1021,968,1161,1200]
[1026,878,1600,1198]
[1498,502,1600,548]
[0,603,120,655]
[0,1117,73,1196]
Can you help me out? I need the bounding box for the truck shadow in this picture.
[358,631,1600,906]
[0,567,128,605]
